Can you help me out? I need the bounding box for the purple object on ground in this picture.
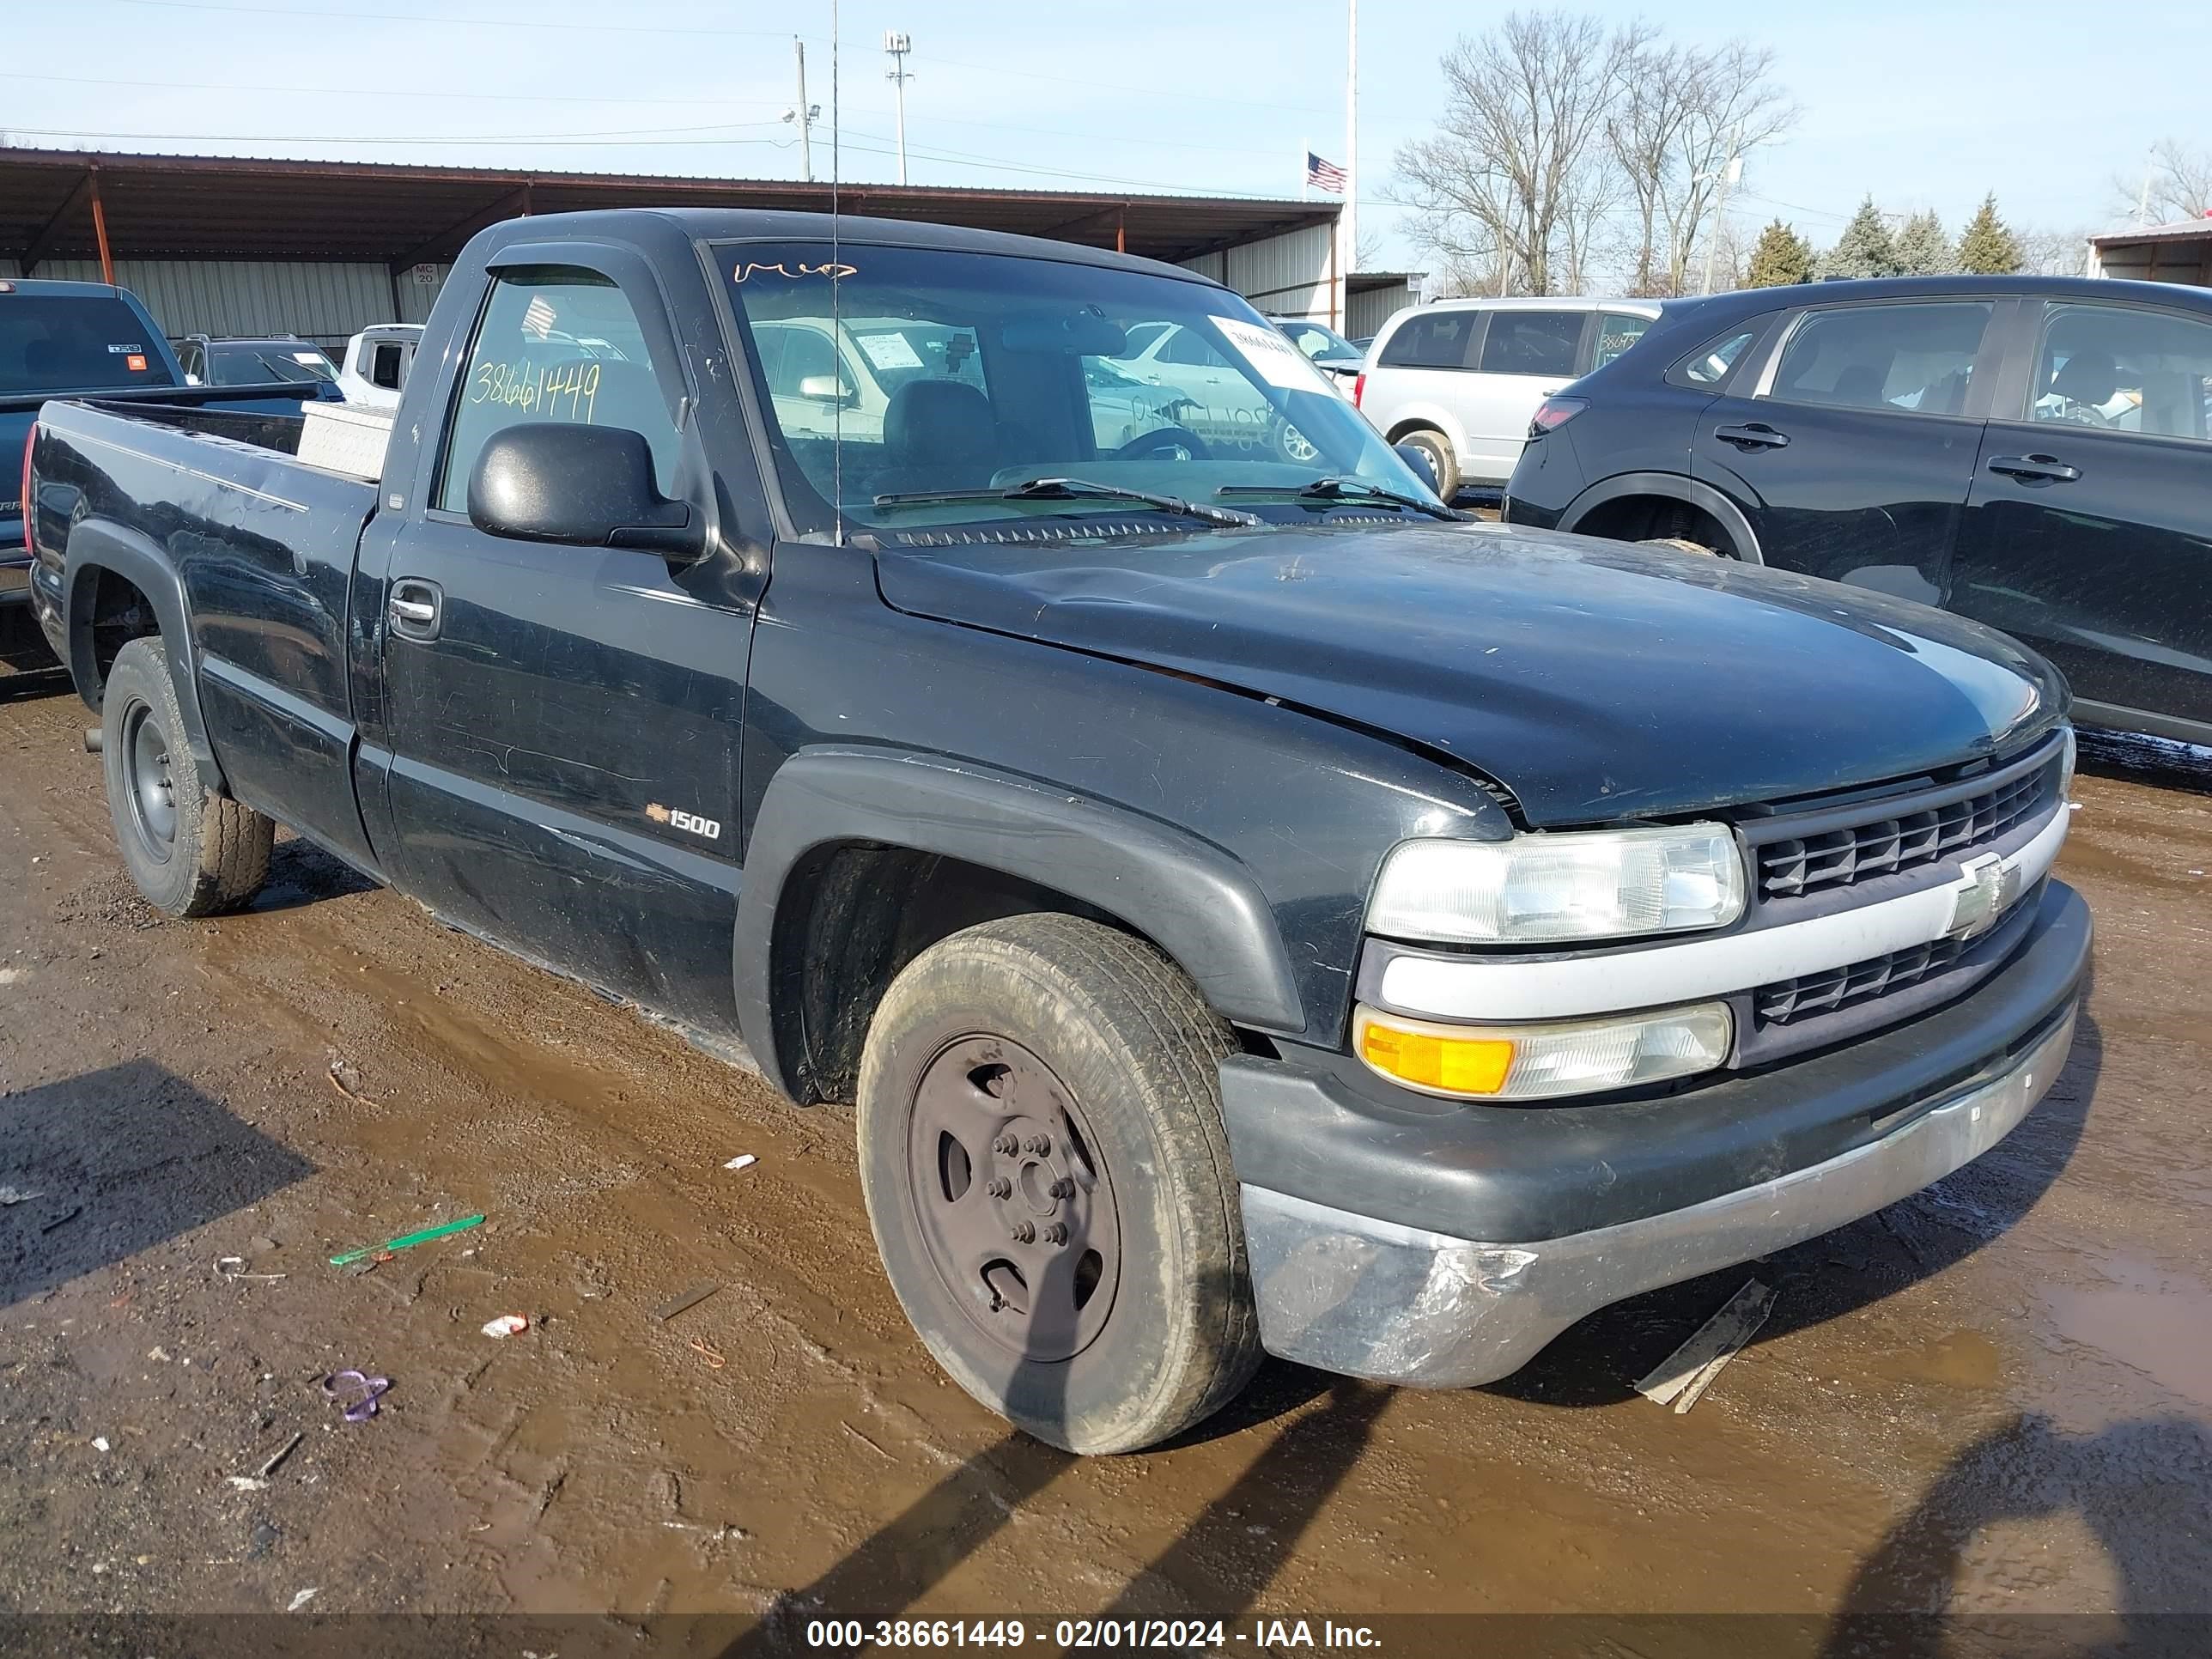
[321,1370,390,1422]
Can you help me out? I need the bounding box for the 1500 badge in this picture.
[646,803,721,841]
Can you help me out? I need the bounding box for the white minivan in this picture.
[1355,297,1663,498]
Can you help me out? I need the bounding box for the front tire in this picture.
[100,636,272,917]
[855,914,1261,1454]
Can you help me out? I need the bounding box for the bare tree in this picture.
[2113,139,2212,225]
[1608,39,1797,296]
[1389,13,1638,295]
[2017,226,2094,278]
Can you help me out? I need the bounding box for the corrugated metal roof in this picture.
[0,147,1339,270]
[2090,219,2212,247]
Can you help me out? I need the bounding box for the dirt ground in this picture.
[2,661,2209,1656]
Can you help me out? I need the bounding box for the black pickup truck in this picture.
[24,209,2091,1453]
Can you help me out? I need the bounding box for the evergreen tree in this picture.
[1893,210,1954,276]
[1956,193,2022,275]
[1745,219,1817,287]
[1819,197,1899,280]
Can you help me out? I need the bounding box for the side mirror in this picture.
[467,422,706,562]
[795,373,855,405]
[1393,441,1442,495]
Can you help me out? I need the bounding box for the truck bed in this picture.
[25,398,383,868]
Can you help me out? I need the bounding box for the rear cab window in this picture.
[1762,301,1994,417]
[434,267,681,513]
[0,295,174,392]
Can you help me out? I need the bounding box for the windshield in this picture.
[0,295,176,393]
[207,343,337,386]
[718,240,1431,534]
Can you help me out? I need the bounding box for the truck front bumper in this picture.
[1222,880,2090,1389]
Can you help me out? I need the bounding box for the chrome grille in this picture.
[1755,760,2056,901]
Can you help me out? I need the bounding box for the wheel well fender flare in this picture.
[61,519,228,792]
[1559,471,1764,564]
[732,747,1307,1097]
[1382,409,1462,451]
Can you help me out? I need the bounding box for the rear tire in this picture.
[1397,428,1461,503]
[855,913,1261,1454]
[100,636,272,917]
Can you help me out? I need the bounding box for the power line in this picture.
[104,0,804,38]
[0,69,789,112]
[927,53,1334,118]
[3,123,800,149]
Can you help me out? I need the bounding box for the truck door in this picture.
[367,249,759,1031]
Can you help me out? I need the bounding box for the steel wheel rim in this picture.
[123,700,177,863]
[905,1034,1122,1364]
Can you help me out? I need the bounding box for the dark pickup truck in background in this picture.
[5,276,330,660]
[25,208,2091,1453]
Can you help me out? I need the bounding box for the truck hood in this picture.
[873,520,2067,826]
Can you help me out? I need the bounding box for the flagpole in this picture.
[1341,0,1357,336]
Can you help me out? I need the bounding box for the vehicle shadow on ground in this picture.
[723,1269,1376,1653]
[1484,1009,2105,1410]
[1820,1413,2212,1656]
[0,664,70,705]
[0,1060,315,1307]
[246,831,380,913]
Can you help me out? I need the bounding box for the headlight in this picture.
[1368,825,1747,945]
[1354,1002,1733,1101]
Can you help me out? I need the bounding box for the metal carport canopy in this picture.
[0,147,1339,276]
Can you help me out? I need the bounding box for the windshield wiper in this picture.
[1216,476,1466,521]
[872,477,1255,528]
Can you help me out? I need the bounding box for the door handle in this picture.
[1714,422,1790,451]
[1986,454,2081,484]
[388,577,442,641]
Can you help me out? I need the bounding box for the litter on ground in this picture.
[328,1213,484,1267]
[1635,1279,1776,1414]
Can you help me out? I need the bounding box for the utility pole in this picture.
[1341,0,1356,334]
[1700,128,1743,295]
[884,32,914,186]
[785,39,820,182]
[2136,151,2155,226]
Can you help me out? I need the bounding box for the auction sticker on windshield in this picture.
[1212,316,1334,393]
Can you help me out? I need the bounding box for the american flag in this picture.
[1304,151,1347,195]
[521,295,557,341]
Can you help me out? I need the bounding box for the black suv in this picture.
[1503,276,2212,746]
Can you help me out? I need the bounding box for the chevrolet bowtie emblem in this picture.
[1948,851,2022,941]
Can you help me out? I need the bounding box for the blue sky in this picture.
[4,0,2203,274]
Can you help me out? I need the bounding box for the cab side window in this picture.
[1376,310,1480,370]
[1765,301,1991,416]
[2030,303,2212,442]
[436,269,680,514]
